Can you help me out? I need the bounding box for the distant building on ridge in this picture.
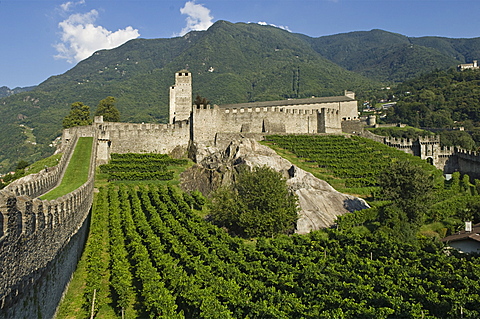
[458,60,479,71]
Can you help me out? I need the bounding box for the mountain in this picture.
[0,85,36,98]
[307,29,480,82]
[0,21,378,173]
[1,21,480,173]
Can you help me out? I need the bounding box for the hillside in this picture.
[2,21,480,173]
[0,85,35,98]
[0,21,377,173]
[307,29,480,82]
[383,68,480,149]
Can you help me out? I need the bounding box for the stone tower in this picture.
[169,70,192,124]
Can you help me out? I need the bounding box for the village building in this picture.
[442,222,480,254]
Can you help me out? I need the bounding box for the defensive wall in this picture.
[0,128,97,319]
[192,104,342,146]
[361,130,480,180]
[3,131,78,198]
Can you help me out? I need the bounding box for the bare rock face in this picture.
[182,138,370,234]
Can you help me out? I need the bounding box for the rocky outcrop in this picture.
[182,138,369,234]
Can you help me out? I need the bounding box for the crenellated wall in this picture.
[3,133,79,198]
[0,130,96,319]
[94,120,191,164]
[191,105,341,145]
[455,148,480,180]
[361,131,480,179]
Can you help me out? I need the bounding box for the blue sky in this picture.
[1,0,479,88]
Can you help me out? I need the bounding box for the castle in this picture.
[170,69,359,135]
[92,69,361,165]
[458,60,479,71]
[3,70,480,318]
[77,70,480,179]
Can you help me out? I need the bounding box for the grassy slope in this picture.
[41,137,93,200]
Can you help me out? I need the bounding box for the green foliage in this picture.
[99,153,187,181]
[15,160,30,170]
[264,135,443,194]
[307,29,466,83]
[183,190,206,211]
[388,68,480,133]
[210,166,298,238]
[378,160,435,224]
[95,96,120,122]
[64,183,480,318]
[62,101,92,128]
[194,95,210,108]
[84,187,111,316]
[369,126,434,140]
[438,130,477,150]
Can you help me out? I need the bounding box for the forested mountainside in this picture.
[0,21,376,173]
[1,20,480,173]
[380,68,480,149]
[0,85,35,98]
[307,29,480,82]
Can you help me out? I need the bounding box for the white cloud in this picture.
[177,1,214,36]
[257,21,291,32]
[60,0,85,12]
[54,8,140,63]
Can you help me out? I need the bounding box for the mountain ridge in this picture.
[1,21,479,173]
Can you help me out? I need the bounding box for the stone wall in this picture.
[318,108,342,134]
[0,130,96,319]
[192,105,342,145]
[95,120,191,159]
[341,119,364,134]
[456,149,480,180]
[3,133,78,199]
[360,130,480,179]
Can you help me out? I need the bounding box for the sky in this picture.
[1,0,480,88]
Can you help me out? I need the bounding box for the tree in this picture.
[194,95,210,108]
[210,166,298,238]
[378,160,435,226]
[94,96,120,122]
[16,160,29,170]
[63,102,92,128]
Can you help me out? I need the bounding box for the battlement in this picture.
[195,104,338,117]
[196,104,320,115]
[384,137,415,148]
[418,135,441,144]
[456,147,480,158]
[0,129,96,316]
[437,146,456,157]
[97,119,190,132]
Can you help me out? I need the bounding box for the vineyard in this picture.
[55,138,480,318]
[99,153,189,182]
[262,135,443,194]
[56,183,480,318]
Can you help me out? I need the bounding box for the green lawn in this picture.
[41,137,93,200]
